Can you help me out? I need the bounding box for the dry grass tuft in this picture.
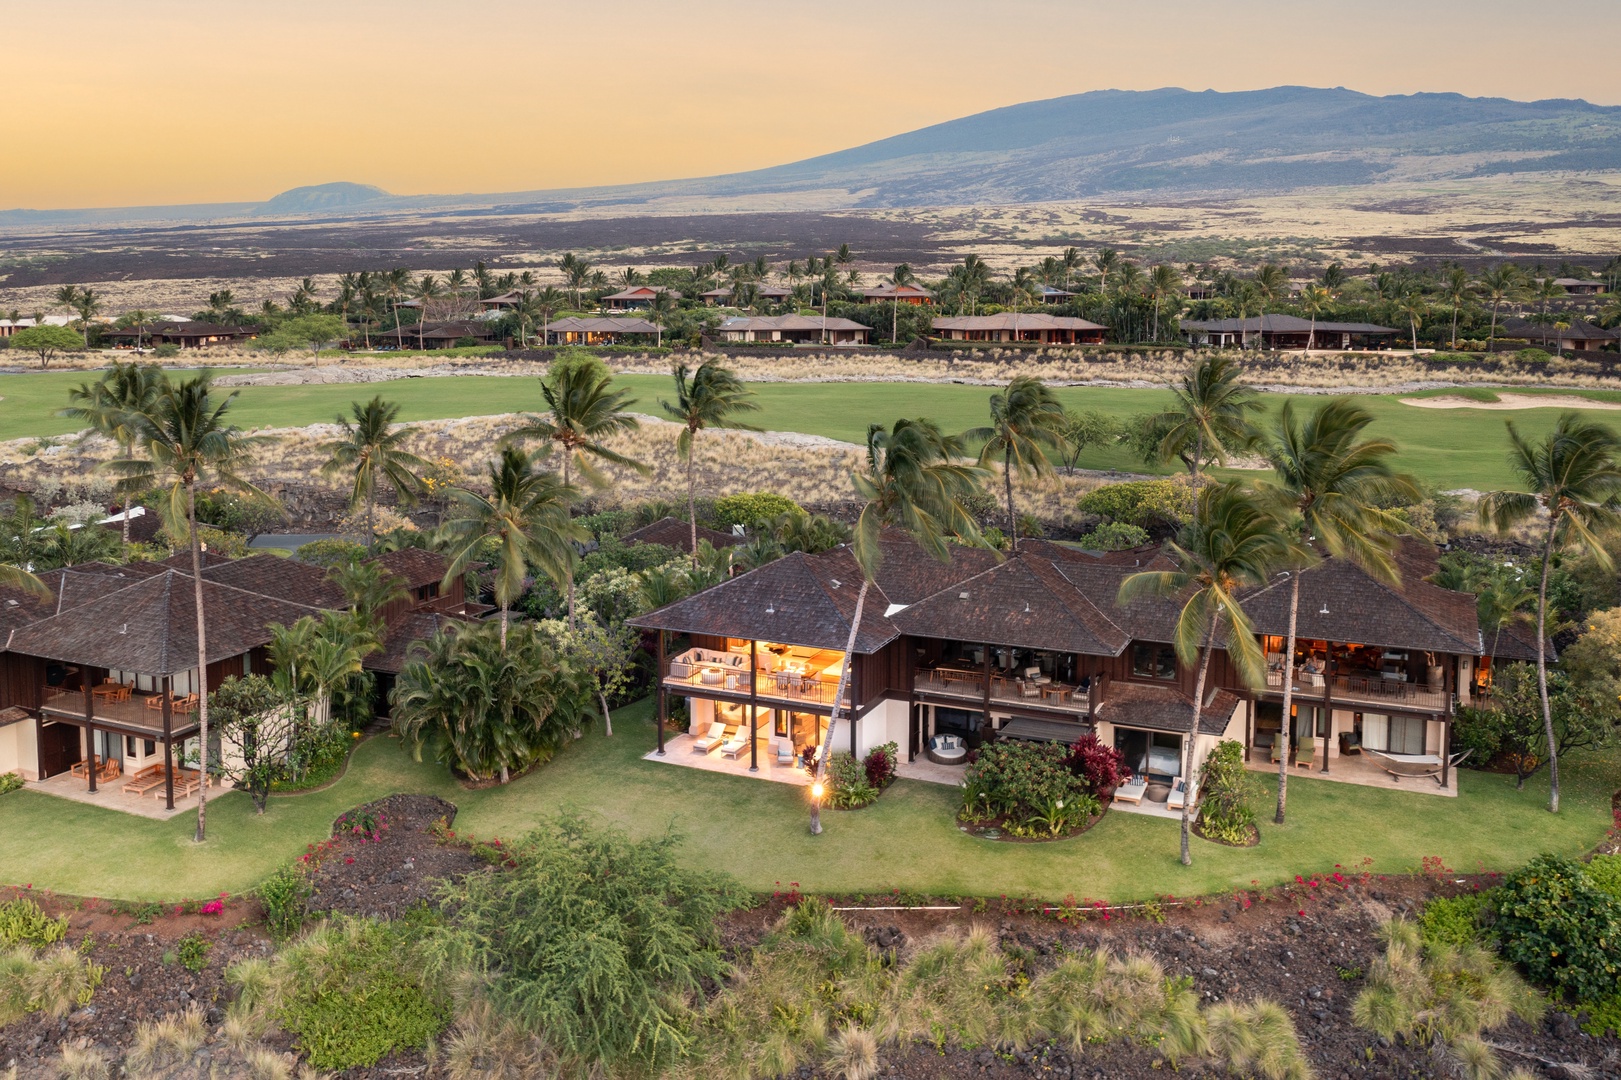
[53,1042,110,1080]
[825,1026,880,1080]
[125,1005,207,1076]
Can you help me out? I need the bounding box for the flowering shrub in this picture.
[334,808,388,843]
[1064,734,1124,795]
[825,753,879,808]
[962,742,1098,837]
[1196,740,1258,844]
[863,741,898,789]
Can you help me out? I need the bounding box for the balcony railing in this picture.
[1263,671,1449,713]
[39,685,187,734]
[662,669,850,709]
[913,668,1090,716]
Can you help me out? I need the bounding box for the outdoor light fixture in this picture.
[766,603,775,614]
[811,781,824,799]
[1320,603,1331,615]
[810,779,825,836]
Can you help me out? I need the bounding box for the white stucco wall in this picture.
[0,718,39,780]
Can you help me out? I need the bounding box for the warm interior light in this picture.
[811,781,825,799]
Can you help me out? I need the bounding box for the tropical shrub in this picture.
[1419,893,1491,948]
[1196,740,1258,845]
[713,492,799,530]
[825,753,879,809]
[1077,477,1197,529]
[240,917,449,1070]
[1585,853,1621,902]
[1064,733,1124,795]
[863,742,898,789]
[391,620,597,783]
[0,898,68,949]
[294,538,368,568]
[257,863,312,941]
[0,773,21,796]
[1495,853,1621,1003]
[425,815,747,1073]
[1076,522,1151,550]
[962,742,1098,837]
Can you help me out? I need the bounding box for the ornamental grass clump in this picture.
[126,1006,208,1077]
[961,742,1100,837]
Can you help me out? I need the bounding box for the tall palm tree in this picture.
[1008,267,1038,338]
[1441,268,1471,348]
[1094,249,1120,292]
[1253,264,1290,349]
[964,376,1069,553]
[958,254,991,316]
[317,396,431,549]
[72,289,102,347]
[810,419,988,834]
[383,269,410,349]
[1478,414,1621,813]
[532,286,566,346]
[1151,354,1262,479]
[60,361,164,546]
[660,362,761,565]
[327,557,410,630]
[1298,284,1332,356]
[647,288,676,347]
[1475,567,1536,683]
[1478,264,1524,350]
[118,309,161,352]
[107,373,267,843]
[1262,399,1418,824]
[506,360,646,625]
[1396,289,1428,351]
[440,447,585,651]
[1119,482,1291,864]
[1148,264,1184,342]
[413,274,441,351]
[1061,247,1083,289]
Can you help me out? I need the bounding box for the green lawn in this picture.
[1,700,1613,904]
[5,367,1620,488]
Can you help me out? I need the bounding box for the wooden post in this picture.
[655,632,667,756]
[1441,716,1451,789]
[1320,646,1335,774]
[749,640,759,772]
[1245,696,1254,762]
[981,643,993,740]
[83,675,96,794]
[162,677,175,810]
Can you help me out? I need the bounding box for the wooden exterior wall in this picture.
[0,654,45,712]
[857,638,913,704]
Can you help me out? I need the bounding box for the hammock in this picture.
[1364,748,1471,786]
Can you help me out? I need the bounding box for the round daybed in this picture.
[927,734,968,765]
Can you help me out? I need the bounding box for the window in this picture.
[1132,643,1177,680]
[1361,713,1426,755]
[1293,704,1329,741]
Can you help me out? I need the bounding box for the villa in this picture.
[630,533,1531,801]
[543,316,660,345]
[1180,315,1398,350]
[0,549,485,813]
[602,286,681,311]
[862,283,934,305]
[715,314,872,345]
[932,313,1108,345]
[102,321,258,349]
[700,285,792,306]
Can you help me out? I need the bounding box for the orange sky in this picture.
[4,0,1619,209]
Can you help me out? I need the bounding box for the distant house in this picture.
[1039,286,1076,303]
[1552,278,1607,296]
[544,316,659,345]
[621,516,742,555]
[700,285,792,306]
[861,283,934,305]
[102,321,258,349]
[716,314,872,345]
[932,313,1107,345]
[478,291,525,311]
[1179,315,1397,350]
[602,285,681,311]
[395,320,499,349]
[1498,318,1617,352]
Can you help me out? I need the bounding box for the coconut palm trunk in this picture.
[811,577,868,835]
[686,448,700,569]
[1274,571,1301,823]
[187,479,211,842]
[1533,516,1560,811]
[1181,630,1214,865]
[1003,445,1018,553]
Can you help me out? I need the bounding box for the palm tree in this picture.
[1061,247,1083,289]
[1253,264,1290,348]
[964,376,1069,553]
[1475,567,1536,683]
[1148,264,1184,342]
[1478,414,1621,813]
[60,361,165,545]
[505,361,645,625]
[107,373,267,843]
[647,289,676,347]
[1262,399,1418,824]
[810,419,988,834]
[1094,249,1120,292]
[327,557,410,630]
[440,446,586,651]
[1151,354,1262,480]
[118,309,161,352]
[1008,267,1038,338]
[533,286,566,346]
[317,396,431,549]
[1478,264,1524,349]
[1441,268,1471,348]
[888,263,916,343]
[660,362,761,565]
[383,269,410,349]
[1119,482,1291,864]
[1396,289,1428,351]
[413,274,442,351]
[1298,284,1332,356]
[564,257,594,309]
[958,255,991,315]
[72,289,102,347]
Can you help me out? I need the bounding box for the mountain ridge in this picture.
[5,86,1618,228]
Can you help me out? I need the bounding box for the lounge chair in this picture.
[1016,678,1041,699]
[719,729,751,758]
[1167,777,1198,811]
[1269,738,1285,764]
[122,764,166,797]
[145,694,165,711]
[1113,774,1148,805]
[1295,737,1318,770]
[691,722,727,752]
[774,739,795,766]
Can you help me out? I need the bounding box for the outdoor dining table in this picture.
[1040,684,1072,704]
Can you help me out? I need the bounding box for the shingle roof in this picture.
[602,286,680,301]
[547,317,658,334]
[202,553,347,609]
[890,556,1128,656]
[628,549,900,654]
[6,569,326,675]
[366,610,471,674]
[1180,315,1397,334]
[718,314,872,332]
[1096,682,1240,736]
[862,283,934,300]
[619,516,739,553]
[373,547,454,590]
[865,533,1002,606]
[932,314,1107,332]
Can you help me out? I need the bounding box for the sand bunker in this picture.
[1400,393,1621,411]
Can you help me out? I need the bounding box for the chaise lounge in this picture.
[691,721,728,753]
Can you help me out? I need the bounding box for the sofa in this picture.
[669,648,748,681]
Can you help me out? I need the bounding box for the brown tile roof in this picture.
[6,569,327,675]
[0,705,31,728]
[202,554,348,610]
[862,283,934,300]
[864,532,1002,606]
[931,314,1107,333]
[890,555,1128,656]
[718,315,872,332]
[366,609,475,674]
[620,516,739,553]
[1486,619,1555,664]
[373,547,454,590]
[1096,682,1240,736]
[629,549,900,654]
[547,317,658,334]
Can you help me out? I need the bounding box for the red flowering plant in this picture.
[863,742,898,789]
[1064,734,1124,796]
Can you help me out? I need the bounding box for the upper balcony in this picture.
[1262,670,1449,714]
[40,683,197,736]
[913,665,1091,720]
[662,644,850,711]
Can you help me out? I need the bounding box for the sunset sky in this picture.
[5,0,1619,210]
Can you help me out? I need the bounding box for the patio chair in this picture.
[1295,737,1318,770]
[773,739,795,766]
[1113,773,1148,805]
[1167,777,1198,811]
[144,694,165,711]
[173,694,199,714]
[1269,738,1285,764]
[1016,678,1041,699]
[719,729,751,758]
[691,721,727,752]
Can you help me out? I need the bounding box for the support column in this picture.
[83,676,96,794]
[748,639,759,772]
[1245,696,1254,762]
[162,676,175,810]
[1320,646,1335,774]
[655,632,667,756]
[1441,717,1451,789]
[981,643,993,740]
